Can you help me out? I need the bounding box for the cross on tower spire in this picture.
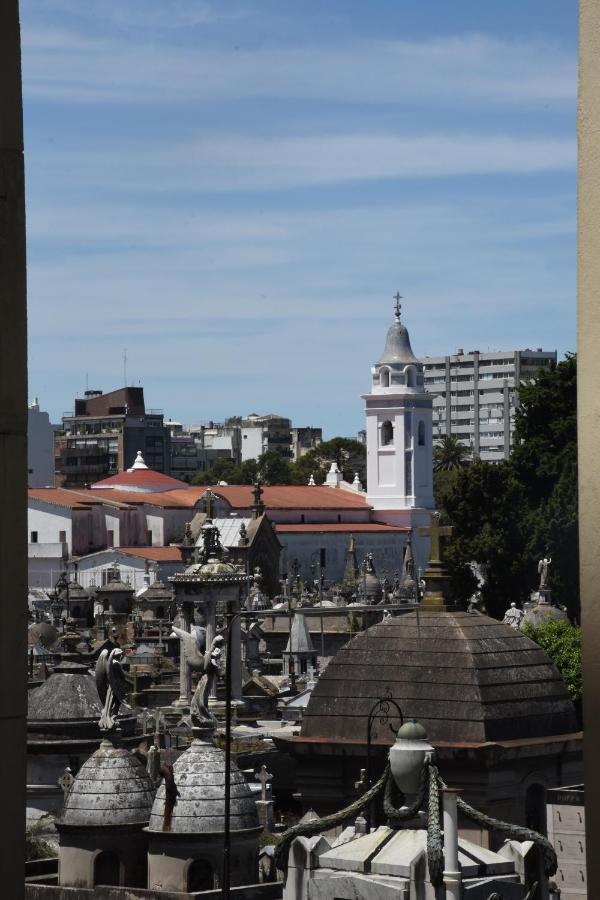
[393,292,403,321]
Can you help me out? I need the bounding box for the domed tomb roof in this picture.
[58,740,156,828]
[28,670,102,723]
[28,621,59,650]
[300,609,578,745]
[148,739,259,834]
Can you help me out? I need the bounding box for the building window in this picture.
[30,531,38,543]
[59,530,66,543]
[406,367,416,388]
[380,368,390,387]
[381,420,394,446]
[107,530,114,546]
[146,529,153,545]
[418,421,426,446]
[405,450,413,495]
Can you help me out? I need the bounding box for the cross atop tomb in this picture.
[257,764,273,802]
[418,511,453,563]
[58,767,75,798]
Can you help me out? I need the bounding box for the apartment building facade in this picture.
[423,348,557,462]
[241,413,293,462]
[55,387,171,487]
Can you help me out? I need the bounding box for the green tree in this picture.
[289,437,366,485]
[512,354,578,616]
[256,449,292,485]
[522,619,582,703]
[191,457,243,485]
[439,460,531,618]
[435,355,579,620]
[433,434,471,472]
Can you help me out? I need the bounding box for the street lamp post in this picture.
[365,692,403,832]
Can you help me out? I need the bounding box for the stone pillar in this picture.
[205,600,218,701]
[231,615,243,702]
[0,3,27,897]
[442,788,461,900]
[174,602,193,708]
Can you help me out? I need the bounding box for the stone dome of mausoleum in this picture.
[148,739,259,834]
[301,609,578,745]
[58,740,156,828]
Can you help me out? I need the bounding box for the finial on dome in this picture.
[393,291,403,322]
[128,450,148,472]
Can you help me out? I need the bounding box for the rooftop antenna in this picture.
[123,348,128,387]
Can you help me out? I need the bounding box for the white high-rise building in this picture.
[422,348,557,462]
[362,301,434,555]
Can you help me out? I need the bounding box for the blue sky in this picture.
[22,1,577,437]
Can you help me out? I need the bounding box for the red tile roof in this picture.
[91,469,184,491]
[210,485,370,510]
[85,489,194,509]
[116,546,183,562]
[29,488,100,510]
[28,487,199,511]
[274,523,409,533]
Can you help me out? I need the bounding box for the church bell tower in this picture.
[362,296,434,522]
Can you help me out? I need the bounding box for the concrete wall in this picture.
[29,502,73,547]
[578,2,600,897]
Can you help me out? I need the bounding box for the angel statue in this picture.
[171,626,224,726]
[95,647,130,732]
[538,555,552,591]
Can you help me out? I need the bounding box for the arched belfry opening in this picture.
[380,368,390,387]
[406,366,416,388]
[381,420,394,446]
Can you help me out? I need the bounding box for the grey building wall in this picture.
[28,402,55,487]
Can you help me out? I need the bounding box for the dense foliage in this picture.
[191,437,366,487]
[435,355,578,620]
[522,619,582,703]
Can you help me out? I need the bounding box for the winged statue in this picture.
[95,647,131,732]
[171,625,224,725]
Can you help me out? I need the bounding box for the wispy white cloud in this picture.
[21,28,575,107]
[28,131,575,195]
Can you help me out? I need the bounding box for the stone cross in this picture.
[58,767,75,798]
[257,764,273,802]
[418,512,453,563]
[393,292,402,319]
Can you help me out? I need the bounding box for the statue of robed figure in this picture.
[171,626,224,728]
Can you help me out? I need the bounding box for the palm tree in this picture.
[433,434,471,472]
